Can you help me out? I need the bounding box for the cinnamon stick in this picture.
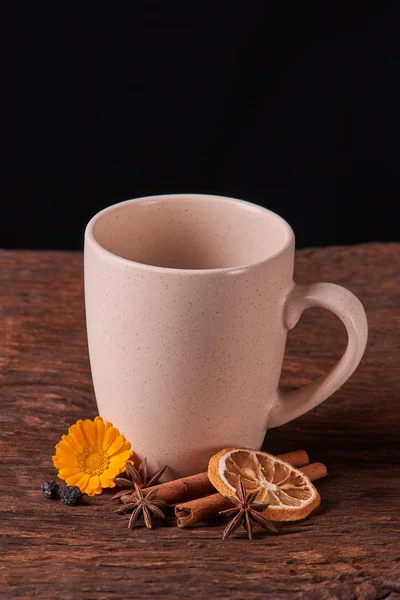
[300,462,327,481]
[136,472,215,505]
[175,494,229,528]
[128,449,309,506]
[175,461,327,528]
[275,449,309,467]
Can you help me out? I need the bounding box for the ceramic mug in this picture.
[84,194,368,477]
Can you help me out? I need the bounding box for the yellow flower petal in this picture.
[61,434,78,450]
[106,463,122,477]
[102,419,112,431]
[89,474,100,488]
[99,469,117,487]
[58,466,81,480]
[109,449,132,465]
[56,438,77,455]
[79,419,94,446]
[121,441,132,454]
[87,480,103,496]
[64,471,85,486]
[68,420,88,447]
[54,449,80,466]
[60,433,80,454]
[94,416,105,445]
[74,473,91,494]
[102,426,119,451]
[84,419,96,444]
[101,420,113,444]
[106,434,126,457]
[67,432,85,453]
[85,474,103,496]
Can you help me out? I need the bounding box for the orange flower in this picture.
[52,416,132,496]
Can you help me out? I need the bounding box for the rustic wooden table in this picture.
[1,244,399,600]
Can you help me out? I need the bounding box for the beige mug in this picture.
[84,194,368,477]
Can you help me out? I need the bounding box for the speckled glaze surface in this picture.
[84,194,368,477]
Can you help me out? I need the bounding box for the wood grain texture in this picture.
[1,244,399,600]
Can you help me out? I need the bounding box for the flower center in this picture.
[78,446,109,475]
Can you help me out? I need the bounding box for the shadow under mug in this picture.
[84,194,368,477]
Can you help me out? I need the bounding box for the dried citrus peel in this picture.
[208,448,321,521]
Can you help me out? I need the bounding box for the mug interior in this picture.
[90,194,292,270]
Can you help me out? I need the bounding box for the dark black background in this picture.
[2,2,399,250]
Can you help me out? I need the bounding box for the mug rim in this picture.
[84,193,294,275]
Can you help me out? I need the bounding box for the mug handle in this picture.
[268,282,368,429]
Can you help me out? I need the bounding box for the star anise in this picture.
[220,476,279,540]
[114,482,166,529]
[111,458,167,501]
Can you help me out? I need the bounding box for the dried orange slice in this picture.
[208,448,320,521]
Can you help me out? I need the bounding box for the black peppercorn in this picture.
[60,485,83,506]
[41,480,59,499]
